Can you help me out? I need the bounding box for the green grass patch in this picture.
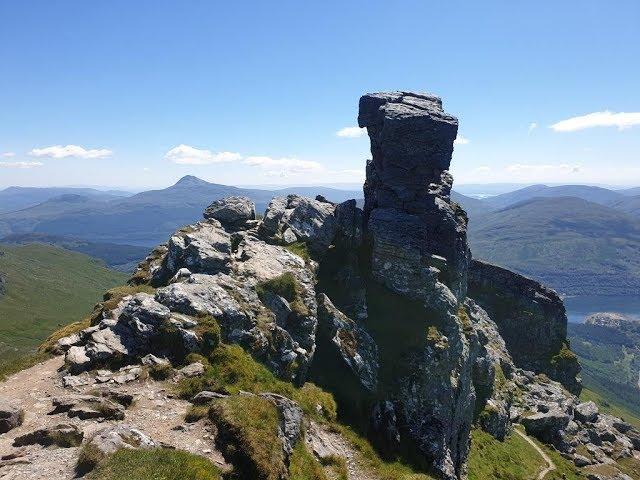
[616,455,640,478]
[209,395,284,480]
[86,448,221,480]
[319,455,348,480]
[185,405,210,423]
[331,423,435,480]
[176,344,336,421]
[0,243,126,368]
[149,362,174,380]
[468,428,544,480]
[193,315,221,355]
[288,441,329,480]
[256,272,309,317]
[284,242,311,263]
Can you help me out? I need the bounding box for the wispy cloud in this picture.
[528,122,538,134]
[336,126,366,138]
[244,156,323,177]
[30,145,112,159]
[1,152,16,158]
[454,134,469,145]
[506,163,581,175]
[165,145,242,165]
[551,111,640,132]
[0,161,44,169]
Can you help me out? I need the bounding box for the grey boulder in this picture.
[0,400,24,434]
[203,196,256,229]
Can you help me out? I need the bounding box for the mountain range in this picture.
[2,177,640,295]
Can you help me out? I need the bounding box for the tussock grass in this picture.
[209,395,284,480]
[149,362,174,380]
[256,272,309,317]
[86,448,221,480]
[176,344,336,422]
[289,441,329,480]
[284,242,311,263]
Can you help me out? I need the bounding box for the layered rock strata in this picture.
[468,259,582,395]
[358,92,477,479]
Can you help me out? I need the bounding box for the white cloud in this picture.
[0,161,44,169]
[550,111,640,132]
[1,152,16,158]
[528,122,538,134]
[506,163,581,175]
[454,134,469,145]
[336,126,366,138]
[473,166,491,174]
[30,145,112,159]
[244,156,323,177]
[165,144,242,165]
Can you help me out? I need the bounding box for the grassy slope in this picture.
[468,196,640,295]
[0,243,126,364]
[87,449,221,480]
[469,428,585,480]
[580,386,640,430]
[569,321,640,419]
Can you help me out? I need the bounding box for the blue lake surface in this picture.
[564,295,640,323]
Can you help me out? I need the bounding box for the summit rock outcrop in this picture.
[7,91,638,480]
[357,92,476,478]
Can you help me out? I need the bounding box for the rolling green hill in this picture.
[569,316,640,419]
[0,243,127,365]
[468,197,640,295]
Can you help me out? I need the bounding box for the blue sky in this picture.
[1,0,639,189]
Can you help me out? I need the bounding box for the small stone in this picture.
[79,424,156,472]
[62,373,91,388]
[282,228,297,244]
[192,391,227,404]
[0,400,24,434]
[575,401,599,423]
[141,354,170,367]
[573,454,592,467]
[179,362,205,378]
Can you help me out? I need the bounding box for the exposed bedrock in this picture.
[359,91,469,303]
[358,92,475,480]
[468,259,582,395]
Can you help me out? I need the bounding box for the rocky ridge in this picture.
[0,91,638,480]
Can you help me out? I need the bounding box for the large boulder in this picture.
[154,220,232,283]
[204,196,256,230]
[261,195,338,255]
[575,401,599,423]
[521,408,571,443]
[78,424,156,472]
[59,293,199,373]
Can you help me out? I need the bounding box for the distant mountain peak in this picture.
[174,175,209,187]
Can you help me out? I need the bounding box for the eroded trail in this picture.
[514,429,556,479]
[0,356,228,479]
